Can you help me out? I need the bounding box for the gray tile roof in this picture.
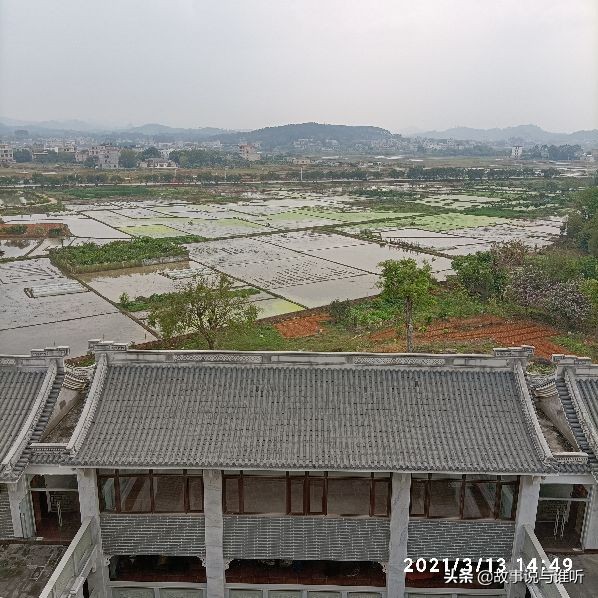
[0,368,47,463]
[74,360,552,473]
[571,377,598,459]
[555,376,597,474]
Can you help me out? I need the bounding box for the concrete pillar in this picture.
[204,469,225,598]
[7,477,29,538]
[583,485,598,550]
[509,475,541,598]
[77,468,110,598]
[387,472,410,598]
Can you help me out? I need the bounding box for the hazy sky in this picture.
[1,0,597,132]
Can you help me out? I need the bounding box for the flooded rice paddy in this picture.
[0,187,566,355]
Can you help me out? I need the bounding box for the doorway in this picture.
[535,484,589,552]
[29,474,81,542]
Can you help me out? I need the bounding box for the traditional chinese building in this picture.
[0,343,596,598]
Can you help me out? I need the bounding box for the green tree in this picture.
[118,149,138,169]
[148,274,258,349]
[140,146,161,160]
[377,259,435,352]
[83,156,98,168]
[13,148,32,163]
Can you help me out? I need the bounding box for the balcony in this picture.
[38,516,99,598]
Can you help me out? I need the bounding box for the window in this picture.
[243,476,286,514]
[327,478,370,516]
[222,472,391,517]
[409,474,519,521]
[97,470,204,513]
[428,475,462,518]
[119,475,151,512]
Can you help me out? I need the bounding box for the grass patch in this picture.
[552,334,598,360]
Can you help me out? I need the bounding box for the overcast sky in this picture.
[1,0,597,133]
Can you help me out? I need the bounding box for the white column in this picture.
[204,469,225,598]
[583,485,598,550]
[509,475,541,598]
[387,472,410,598]
[7,477,28,537]
[77,468,110,598]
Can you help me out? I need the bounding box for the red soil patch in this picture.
[372,316,569,359]
[275,313,330,338]
[0,222,70,239]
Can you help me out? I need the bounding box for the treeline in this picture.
[452,187,598,332]
[525,144,582,161]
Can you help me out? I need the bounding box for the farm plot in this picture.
[4,214,130,239]
[0,258,155,355]
[164,217,270,238]
[79,262,198,302]
[278,275,380,308]
[296,242,453,278]
[207,255,366,290]
[406,214,507,231]
[253,210,344,229]
[186,237,298,267]
[294,208,420,223]
[416,194,506,210]
[118,223,185,238]
[262,231,367,252]
[0,239,37,258]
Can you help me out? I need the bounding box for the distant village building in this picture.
[88,144,121,169]
[239,143,260,161]
[511,145,524,159]
[290,157,311,166]
[0,144,15,164]
[139,157,177,169]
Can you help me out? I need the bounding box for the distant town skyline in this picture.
[1,0,597,132]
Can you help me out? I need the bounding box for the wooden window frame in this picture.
[221,471,391,518]
[96,469,204,514]
[409,474,520,521]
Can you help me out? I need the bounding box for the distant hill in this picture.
[420,124,598,147]
[210,122,393,149]
[123,123,231,139]
[0,119,232,140]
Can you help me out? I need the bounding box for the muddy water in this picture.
[80,261,192,302]
[0,239,36,258]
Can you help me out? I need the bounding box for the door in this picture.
[19,492,36,538]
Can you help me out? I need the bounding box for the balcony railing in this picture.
[521,524,570,598]
[38,516,99,598]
